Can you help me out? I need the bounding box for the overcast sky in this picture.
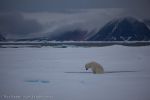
[0,0,150,12]
[0,0,150,39]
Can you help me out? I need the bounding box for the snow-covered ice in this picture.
[0,45,150,100]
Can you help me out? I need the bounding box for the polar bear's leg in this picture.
[93,66,103,74]
[92,67,97,74]
[95,67,102,74]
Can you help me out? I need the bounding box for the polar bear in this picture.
[85,61,104,74]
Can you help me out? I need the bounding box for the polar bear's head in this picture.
[85,63,91,70]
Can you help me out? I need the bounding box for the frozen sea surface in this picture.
[0,45,150,100]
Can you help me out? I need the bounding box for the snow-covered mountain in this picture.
[88,17,150,41]
[143,19,150,29]
[0,34,5,41]
[15,17,150,41]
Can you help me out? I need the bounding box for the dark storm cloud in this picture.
[0,12,43,35]
[0,0,150,12]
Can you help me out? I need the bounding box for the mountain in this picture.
[15,17,150,41]
[88,17,150,41]
[48,30,88,41]
[143,19,150,29]
[0,34,5,41]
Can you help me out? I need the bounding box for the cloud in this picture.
[23,8,130,36]
[0,0,150,12]
[0,12,43,38]
[1,8,150,39]
[24,8,150,37]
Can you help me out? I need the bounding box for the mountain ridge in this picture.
[88,17,150,41]
[0,34,5,41]
[8,17,150,41]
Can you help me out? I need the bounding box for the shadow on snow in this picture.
[65,71,137,74]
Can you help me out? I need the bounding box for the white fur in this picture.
[85,61,104,74]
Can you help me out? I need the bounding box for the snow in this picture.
[0,45,150,100]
